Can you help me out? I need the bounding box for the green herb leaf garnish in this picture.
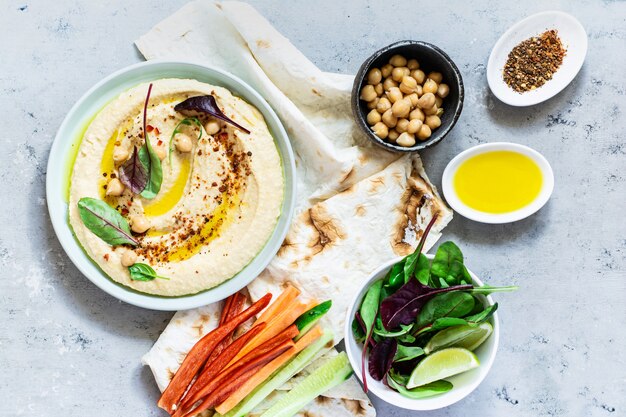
[128,263,170,281]
[169,117,203,164]
[77,197,138,246]
[139,84,162,200]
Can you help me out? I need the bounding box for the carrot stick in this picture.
[157,293,272,414]
[228,299,317,367]
[205,293,247,368]
[180,341,293,417]
[180,322,266,408]
[219,294,235,326]
[215,325,324,415]
[182,325,299,409]
[253,285,300,327]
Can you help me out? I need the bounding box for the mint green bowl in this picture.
[46,60,296,310]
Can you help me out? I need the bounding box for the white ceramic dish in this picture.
[344,255,499,411]
[441,142,554,224]
[487,11,587,106]
[46,60,296,311]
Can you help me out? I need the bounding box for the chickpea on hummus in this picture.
[69,79,284,296]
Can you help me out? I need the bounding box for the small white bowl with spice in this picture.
[487,11,587,106]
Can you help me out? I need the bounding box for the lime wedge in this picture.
[407,348,479,389]
[424,322,493,354]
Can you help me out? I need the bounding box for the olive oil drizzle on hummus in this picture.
[143,157,191,217]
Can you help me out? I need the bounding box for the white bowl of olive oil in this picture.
[442,143,554,224]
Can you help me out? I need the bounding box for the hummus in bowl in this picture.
[69,79,283,296]
[47,61,295,309]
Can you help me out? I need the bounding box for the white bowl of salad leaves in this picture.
[344,217,516,410]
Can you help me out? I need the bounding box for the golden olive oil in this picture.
[453,151,543,214]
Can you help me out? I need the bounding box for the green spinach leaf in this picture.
[387,373,453,399]
[360,279,383,392]
[417,303,499,335]
[430,241,465,285]
[414,254,431,285]
[386,260,406,290]
[351,317,365,343]
[463,303,498,323]
[394,344,425,363]
[360,280,383,338]
[417,292,475,327]
[397,333,416,344]
[374,323,413,338]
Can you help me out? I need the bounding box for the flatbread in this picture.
[137,1,453,415]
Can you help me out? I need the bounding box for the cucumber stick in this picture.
[294,300,331,341]
[259,352,353,417]
[220,329,334,417]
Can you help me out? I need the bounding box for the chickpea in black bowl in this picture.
[352,41,464,152]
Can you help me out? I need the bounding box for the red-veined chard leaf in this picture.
[118,146,148,194]
[77,197,138,246]
[174,95,250,134]
[139,84,162,200]
[368,337,397,381]
[380,280,473,331]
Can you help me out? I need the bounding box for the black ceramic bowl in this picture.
[352,40,464,152]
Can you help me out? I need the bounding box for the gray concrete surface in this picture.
[1,1,624,416]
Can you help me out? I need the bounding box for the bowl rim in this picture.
[441,142,554,224]
[46,59,296,310]
[343,254,499,410]
[486,10,588,107]
[351,40,464,152]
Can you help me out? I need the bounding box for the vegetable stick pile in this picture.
[157,285,331,417]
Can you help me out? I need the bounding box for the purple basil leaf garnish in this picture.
[119,146,148,194]
[380,281,473,331]
[174,95,251,134]
[368,338,397,381]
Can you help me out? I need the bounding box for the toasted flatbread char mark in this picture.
[354,204,367,217]
[307,205,347,254]
[287,205,347,269]
[315,395,332,405]
[342,398,370,416]
[368,175,386,193]
[392,174,447,256]
[338,166,356,185]
[158,294,272,414]
[190,313,215,337]
[277,236,296,257]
